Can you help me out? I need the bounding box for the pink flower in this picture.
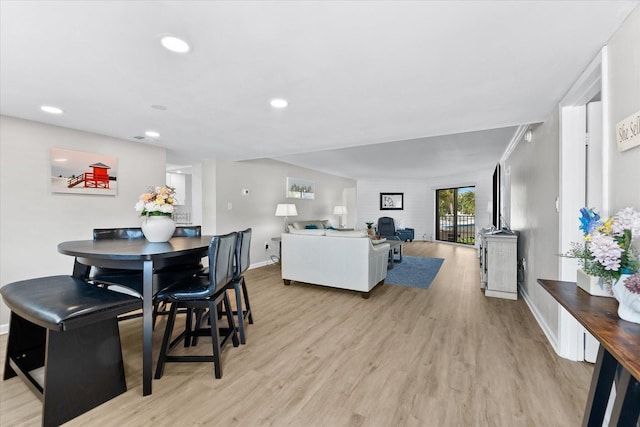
[589,233,622,271]
[624,273,640,294]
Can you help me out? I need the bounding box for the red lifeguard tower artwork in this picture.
[67,162,111,189]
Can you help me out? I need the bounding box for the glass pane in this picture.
[436,186,475,245]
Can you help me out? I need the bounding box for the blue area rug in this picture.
[386,256,444,289]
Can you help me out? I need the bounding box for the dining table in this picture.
[58,235,213,396]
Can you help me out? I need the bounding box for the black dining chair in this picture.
[226,227,253,344]
[173,225,202,237]
[89,226,204,294]
[88,227,205,325]
[153,225,203,326]
[154,232,239,380]
[190,228,253,345]
[89,227,145,293]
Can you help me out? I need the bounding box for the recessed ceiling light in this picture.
[160,36,190,53]
[145,130,160,138]
[270,98,288,108]
[41,105,63,114]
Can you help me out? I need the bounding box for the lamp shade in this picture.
[333,205,348,215]
[275,204,298,217]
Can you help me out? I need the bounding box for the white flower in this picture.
[613,207,640,237]
[136,185,176,216]
[134,200,145,212]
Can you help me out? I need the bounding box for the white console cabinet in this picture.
[479,231,518,300]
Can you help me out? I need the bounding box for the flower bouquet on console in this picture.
[564,207,640,323]
[566,207,639,283]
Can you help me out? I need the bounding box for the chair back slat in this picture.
[93,228,144,240]
[173,226,201,237]
[209,232,237,295]
[233,228,252,280]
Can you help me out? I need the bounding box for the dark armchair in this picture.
[377,217,400,240]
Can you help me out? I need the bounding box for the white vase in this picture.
[141,215,176,242]
[576,269,614,297]
[612,274,640,324]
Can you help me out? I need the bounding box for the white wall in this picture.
[0,117,355,331]
[503,6,640,355]
[505,110,562,347]
[203,158,356,266]
[357,170,493,244]
[0,115,167,329]
[606,6,640,212]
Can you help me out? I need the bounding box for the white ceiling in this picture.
[1,1,637,180]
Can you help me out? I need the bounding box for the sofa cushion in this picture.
[289,228,326,236]
[325,229,368,238]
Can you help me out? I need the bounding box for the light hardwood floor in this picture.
[0,242,592,426]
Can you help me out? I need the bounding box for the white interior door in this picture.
[557,47,606,362]
[559,105,587,361]
[583,100,603,364]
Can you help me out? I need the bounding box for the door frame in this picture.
[557,47,609,361]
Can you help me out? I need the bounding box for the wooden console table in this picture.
[537,279,640,426]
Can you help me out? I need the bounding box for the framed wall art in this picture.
[380,192,403,210]
[286,177,315,199]
[51,147,118,196]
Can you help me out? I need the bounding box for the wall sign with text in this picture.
[616,109,640,152]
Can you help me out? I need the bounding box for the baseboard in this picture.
[520,286,560,355]
[0,323,8,335]
[250,260,276,269]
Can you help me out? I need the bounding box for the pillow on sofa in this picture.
[305,224,318,229]
[291,220,329,230]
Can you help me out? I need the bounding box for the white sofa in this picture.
[281,230,390,297]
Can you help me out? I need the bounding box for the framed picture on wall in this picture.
[286,177,315,199]
[380,192,403,210]
[51,147,118,196]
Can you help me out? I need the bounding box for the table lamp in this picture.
[275,203,298,232]
[333,205,348,228]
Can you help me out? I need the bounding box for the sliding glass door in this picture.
[436,186,476,245]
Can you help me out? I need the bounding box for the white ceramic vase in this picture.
[612,274,640,324]
[576,269,614,297]
[141,215,176,242]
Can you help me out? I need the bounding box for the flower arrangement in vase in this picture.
[135,185,177,242]
[135,185,177,217]
[564,207,640,323]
